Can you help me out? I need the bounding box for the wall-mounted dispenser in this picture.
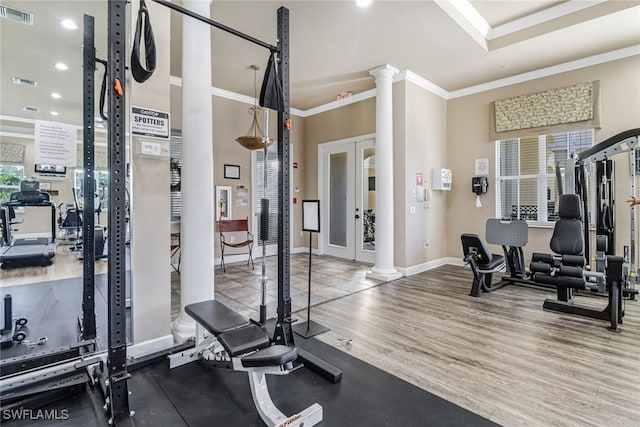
[472,176,488,195]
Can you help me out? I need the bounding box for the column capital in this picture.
[369,64,400,79]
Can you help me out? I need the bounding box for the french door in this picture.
[319,136,376,263]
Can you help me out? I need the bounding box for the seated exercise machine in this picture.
[460,233,506,297]
[530,194,625,331]
[169,300,323,427]
[0,181,57,269]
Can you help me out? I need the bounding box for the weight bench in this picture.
[169,300,322,427]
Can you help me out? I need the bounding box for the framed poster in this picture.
[224,164,240,179]
[216,186,232,220]
[302,200,320,232]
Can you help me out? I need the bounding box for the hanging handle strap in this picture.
[131,0,156,83]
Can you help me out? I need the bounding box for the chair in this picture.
[218,219,254,272]
[460,233,505,297]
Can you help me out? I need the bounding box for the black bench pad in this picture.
[218,324,271,357]
[241,345,298,368]
[185,300,249,335]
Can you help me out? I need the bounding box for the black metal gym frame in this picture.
[81,13,97,342]
[149,0,340,381]
[103,0,131,423]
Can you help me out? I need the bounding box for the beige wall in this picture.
[400,81,448,268]
[447,56,640,263]
[170,88,307,252]
[129,0,172,344]
[302,98,376,249]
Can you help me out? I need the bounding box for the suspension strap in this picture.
[131,0,156,83]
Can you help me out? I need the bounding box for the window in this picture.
[496,129,595,225]
[0,164,24,202]
[73,169,110,212]
[255,146,279,246]
[170,131,182,221]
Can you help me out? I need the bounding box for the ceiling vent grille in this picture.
[12,76,37,87]
[21,106,39,113]
[0,4,34,25]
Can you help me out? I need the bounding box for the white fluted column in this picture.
[367,65,402,282]
[171,0,215,342]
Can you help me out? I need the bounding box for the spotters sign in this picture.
[132,107,170,139]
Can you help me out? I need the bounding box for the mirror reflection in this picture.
[0,1,123,370]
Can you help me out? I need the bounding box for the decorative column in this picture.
[171,0,215,342]
[367,64,402,282]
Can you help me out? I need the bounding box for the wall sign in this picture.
[302,200,320,233]
[132,107,170,139]
[34,120,77,166]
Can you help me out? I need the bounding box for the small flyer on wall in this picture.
[236,185,248,206]
[416,172,424,203]
[34,120,77,166]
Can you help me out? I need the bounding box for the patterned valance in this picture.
[0,143,26,164]
[76,146,108,169]
[490,81,600,139]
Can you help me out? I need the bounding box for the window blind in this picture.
[255,146,278,246]
[170,131,182,221]
[497,129,594,224]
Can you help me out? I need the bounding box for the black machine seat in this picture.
[461,233,506,297]
[549,193,584,256]
[241,345,297,368]
[218,324,270,357]
[185,300,249,335]
[461,233,504,271]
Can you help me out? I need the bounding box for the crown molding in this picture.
[448,45,640,99]
[169,76,306,117]
[170,45,639,116]
[488,0,606,40]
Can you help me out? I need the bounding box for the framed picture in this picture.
[302,200,320,232]
[216,186,232,220]
[224,164,240,179]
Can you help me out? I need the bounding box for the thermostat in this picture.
[432,168,452,191]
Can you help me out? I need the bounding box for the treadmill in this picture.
[0,181,57,268]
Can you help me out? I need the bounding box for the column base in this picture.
[171,315,196,344]
[366,267,403,282]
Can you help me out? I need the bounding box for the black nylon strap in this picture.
[131,0,156,83]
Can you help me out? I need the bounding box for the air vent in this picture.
[21,106,39,112]
[0,4,34,25]
[12,76,37,87]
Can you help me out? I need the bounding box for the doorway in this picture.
[318,135,376,263]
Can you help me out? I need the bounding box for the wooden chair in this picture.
[218,219,254,272]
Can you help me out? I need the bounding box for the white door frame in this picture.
[318,134,376,262]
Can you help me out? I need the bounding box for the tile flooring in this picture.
[171,253,384,321]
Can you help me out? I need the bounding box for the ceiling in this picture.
[1,0,639,128]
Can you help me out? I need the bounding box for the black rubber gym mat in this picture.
[1,337,499,426]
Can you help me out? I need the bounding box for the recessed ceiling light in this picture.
[355,0,373,8]
[50,111,59,116]
[54,62,68,71]
[51,92,62,99]
[61,19,77,30]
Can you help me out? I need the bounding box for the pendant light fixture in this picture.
[236,65,273,150]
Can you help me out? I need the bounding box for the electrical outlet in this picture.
[423,241,429,248]
[230,236,235,243]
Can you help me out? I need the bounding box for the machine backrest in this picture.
[461,233,495,265]
[550,193,584,256]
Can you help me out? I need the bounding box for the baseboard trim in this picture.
[128,334,174,359]
[398,256,464,276]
